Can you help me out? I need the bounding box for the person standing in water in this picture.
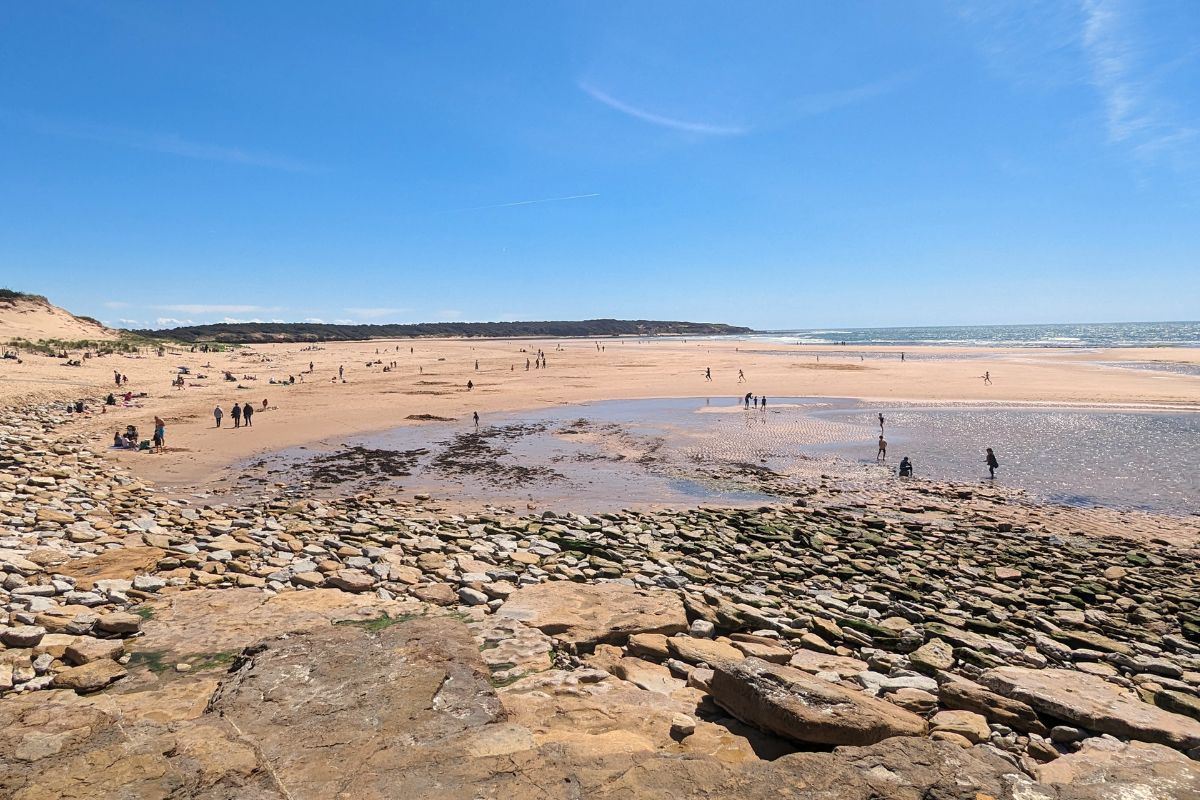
[878,413,885,433]
[473,411,479,426]
[986,447,999,479]
[877,435,887,461]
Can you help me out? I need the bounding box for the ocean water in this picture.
[731,321,1200,348]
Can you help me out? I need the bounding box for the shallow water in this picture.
[240,397,1198,515]
[809,404,1200,514]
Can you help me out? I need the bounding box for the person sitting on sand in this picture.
[986,447,999,479]
[898,456,912,477]
[113,430,124,449]
[877,435,887,461]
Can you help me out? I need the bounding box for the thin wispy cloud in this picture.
[462,193,600,212]
[794,70,918,116]
[154,317,193,327]
[156,304,280,314]
[579,83,747,136]
[2,108,318,172]
[1079,0,1199,164]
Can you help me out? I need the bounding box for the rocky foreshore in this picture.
[2,400,1200,799]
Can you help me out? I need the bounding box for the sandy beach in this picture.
[3,331,1198,489]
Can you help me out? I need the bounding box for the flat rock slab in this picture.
[498,581,687,648]
[1036,736,1200,798]
[981,666,1200,751]
[57,546,165,589]
[207,616,507,798]
[710,657,928,747]
[132,587,422,660]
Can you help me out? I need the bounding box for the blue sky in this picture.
[1,1,1197,330]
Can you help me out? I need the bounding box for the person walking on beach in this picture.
[737,369,745,383]
[760,395,767,410]
[338,365,344,380]
[983,371,992,385]
[473,411,479,426]
[213,405,224,428]
[475,360,479,371]
[231,403,242,428]
[704,367,712,381]
[242,403,253,427]
[877,435,887,461]
[986,447,999,479]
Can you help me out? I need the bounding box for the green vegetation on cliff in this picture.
[134,318,752,343]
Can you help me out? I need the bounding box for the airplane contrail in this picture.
[462,193,600,211]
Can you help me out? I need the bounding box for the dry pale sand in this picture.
[0,297,116,342]
[2,327,1197,489]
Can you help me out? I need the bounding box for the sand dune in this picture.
[0,294,116,342]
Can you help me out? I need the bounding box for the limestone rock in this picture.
[982,666,1200,751]
[1036,736,1200,798]
[710,657,928,746]
[666,636,744,666]
[939,675,1047,735]
[498,581,687,648]
[930,710,990,744]
[50,659,127,692]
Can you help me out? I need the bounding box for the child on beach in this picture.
[986,448,999,478]
[877,435,887,461]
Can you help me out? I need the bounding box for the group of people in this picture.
[742,392,767,409]
[112,416,166,452]
[213,400,266,428]
[877,411,1002,480]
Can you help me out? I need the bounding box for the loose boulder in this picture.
[710,657,928,746]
